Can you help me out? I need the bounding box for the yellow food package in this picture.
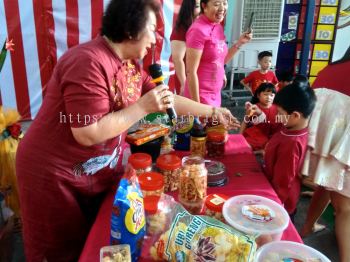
[147,196,256,261]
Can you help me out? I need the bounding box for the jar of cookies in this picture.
[204,193,229,222]
[156,154,182,192]
[128,153,152,175]
[138,172,164,198]
[178,155,207,214]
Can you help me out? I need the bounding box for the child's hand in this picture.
[245,102,262,116]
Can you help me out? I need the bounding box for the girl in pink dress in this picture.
[184,0,252,107]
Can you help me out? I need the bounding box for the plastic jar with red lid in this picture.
[205,193,229,222]
[206,131,226,158]
[178,155,207,214]
[128,153,152,175]
[138,172,164,198]
[144,195,167,235]
[156,154,182,192]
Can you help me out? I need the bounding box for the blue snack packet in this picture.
[110,166,145,261]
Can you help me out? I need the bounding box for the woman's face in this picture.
[129,10,157,59]
[202,0,228,23]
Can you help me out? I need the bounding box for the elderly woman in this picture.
[16,0,239,261]
[184,0,252,106]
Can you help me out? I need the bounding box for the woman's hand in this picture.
[238,31,253,46]
[214,107,241,130]
[223,74,227,88]
[138,84,174,114]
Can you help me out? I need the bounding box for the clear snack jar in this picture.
[178,155,207,214]
[144,195,169,236]
[255,241,331,262]
[206,130,226,158]
[100,244,131,262]
[138,172,164,198]
[204,193,229,222]
[156,154,182,192]
[128,153,152,175]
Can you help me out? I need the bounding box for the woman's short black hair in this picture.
[274,83,316,118]
[175,0,198,32]
[251,83,276,104]
[101,0,160,43]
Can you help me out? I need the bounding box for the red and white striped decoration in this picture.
[0,0,182,120]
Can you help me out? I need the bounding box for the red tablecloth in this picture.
[79,134,302,261]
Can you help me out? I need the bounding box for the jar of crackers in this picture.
[204,193,229,222]
[178,155,207,214]
[156,154,182,192]
[128,153,152,175]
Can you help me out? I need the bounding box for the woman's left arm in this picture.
[174,95,240,130]
[224,32,252,64]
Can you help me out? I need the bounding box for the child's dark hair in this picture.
[258,51,273,60]
[293,74,310,89]
[274,83,316,118]
[278,70,294,82]
[251,83,276,104]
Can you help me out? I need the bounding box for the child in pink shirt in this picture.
[241,51,278,95]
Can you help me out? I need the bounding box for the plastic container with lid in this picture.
[206,130,226,158]
[223,195,289,247]
[178,155,207,214]
[255,240,331,262]
[205,160,228,187]
[156,154,182,192]
[128,153,152,175]
[204,193,229,222]
[144,195,168,235]
[100,244,131,262]
[190,118,206,157]
[138,172,164,198]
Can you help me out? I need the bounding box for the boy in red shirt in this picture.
[261,83,316,221]
[241,51,279,95]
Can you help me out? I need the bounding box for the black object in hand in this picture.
[149,63,177,125]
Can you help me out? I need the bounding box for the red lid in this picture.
[138,172,164,191]
[207,131,226,142]
[205,194,229,212]
[128,153,152,169]
[144,195,160,214]
[156,154,181,170]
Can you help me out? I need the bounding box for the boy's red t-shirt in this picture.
[264,127,309,214]
[242,70,279,94]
